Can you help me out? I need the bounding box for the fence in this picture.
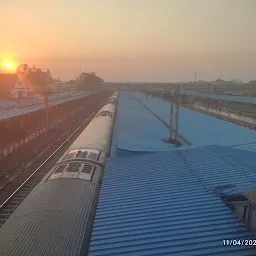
[194,102,256,126]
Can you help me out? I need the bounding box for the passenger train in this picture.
[0,91,119,256]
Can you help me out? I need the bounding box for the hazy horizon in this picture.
[1,0,256,82]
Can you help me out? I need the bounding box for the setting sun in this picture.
[5,61,13,68]
[5,62,13,68]
[0,59,17,72]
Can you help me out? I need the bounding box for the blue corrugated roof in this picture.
[117,148,157,157]
[185,90,256,104]
[114,92,176,153]
[88,145,256,256]
[133,93,256,147]
[231,142,256,153]
[178,145,256,193]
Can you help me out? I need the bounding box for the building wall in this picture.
[0,73,17,97]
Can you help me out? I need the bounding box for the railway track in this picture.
[0,93,110,185]
[0,95,110,227]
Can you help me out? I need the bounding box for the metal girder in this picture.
[167,85,180,141]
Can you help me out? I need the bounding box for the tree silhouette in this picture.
[76,72,103,90]
[16,64,53,130]
[215,79,225,83]
[16,64,52,93]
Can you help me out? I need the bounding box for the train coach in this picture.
[0,92,119,256]
[107,91,119,105]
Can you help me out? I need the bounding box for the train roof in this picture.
[69,117,114,153]
[68,103,117,154]
[0,179,98,256]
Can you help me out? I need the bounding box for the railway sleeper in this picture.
[12,196,27,200]
[8,200,22,204]
[0,212,12,216]
[18,189,32,194]
[0,217,10,222]
[23,183,35,188]
[0,216,11,220]
[0,208,16,213]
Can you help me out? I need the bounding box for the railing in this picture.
[214,184,256,235]
[194,102,256,126]
[228,199,256,234]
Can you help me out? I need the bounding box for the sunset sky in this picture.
[1,0,255,82]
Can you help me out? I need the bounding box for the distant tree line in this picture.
[191,79,256,83]
[76,72,104,90]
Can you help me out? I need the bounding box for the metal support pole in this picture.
[44,93,49,132]
[175,104,180,140]
[169,101,174,139]
[208,82,210,110]
[175,86,180,140]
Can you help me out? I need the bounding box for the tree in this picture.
[228,79,244,83]
[76,72,103,90]
[249,80,256,84]
[214,79,225,83]
[16,64,30,87]
[16,64,52,93]
[16,64,53,131]
[28,70,48,92]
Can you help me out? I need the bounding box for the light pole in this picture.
[44,91,49,132]
[43,69,51,132]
